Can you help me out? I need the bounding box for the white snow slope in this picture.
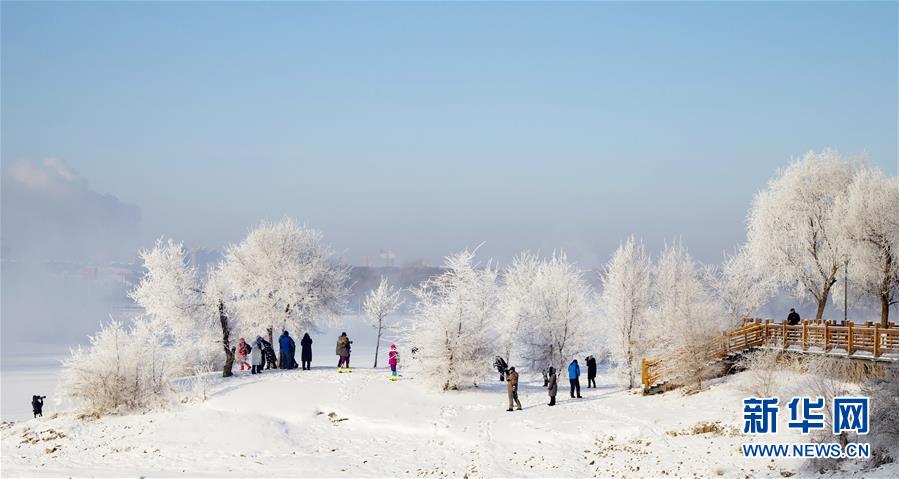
[2,367,896,478]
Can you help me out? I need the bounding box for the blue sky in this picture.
[2,1,896,267]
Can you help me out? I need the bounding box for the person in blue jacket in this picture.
[568,359,582,398]
[278,331,295,369]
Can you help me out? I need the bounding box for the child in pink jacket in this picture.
[388,344,399,381]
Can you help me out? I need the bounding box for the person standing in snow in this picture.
[787,308,801,326]
[494,356,508,381]
[585,355,597,388]
[547,367,558,406]
[259,336,277,370]
[251,337,264,374]
[568,359,582,398]
[336,332,352,372]
[32,395,45,418]
[300,333,313,370]
[388,343,399,381]
[237,338,251,371]
[279,331,294,369]
[288,335,298,369]
[506,366,522,411]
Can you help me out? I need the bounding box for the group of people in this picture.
[236,331,314,374]
[496,355,600,411]
[234,331,401,380]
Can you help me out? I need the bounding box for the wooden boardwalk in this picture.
[641,318,899,391]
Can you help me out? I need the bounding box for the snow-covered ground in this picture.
[4,364,896,478]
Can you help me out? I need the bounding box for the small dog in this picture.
[32,395,45,418]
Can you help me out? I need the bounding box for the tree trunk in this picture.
[815,279,835,320]
[219,302,235,378]
[881,254,893,328]
[373,320,382,368]
[626,347,634,389]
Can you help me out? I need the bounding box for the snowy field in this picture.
[4,364,896,478]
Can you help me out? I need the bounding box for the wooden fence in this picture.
[641,319,899,391]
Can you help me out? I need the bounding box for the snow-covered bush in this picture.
[833,166,899,327]
[363,277,404,367]
[735,349,784,397]
[410,249,497,391]
[746,150,857,320]
[60,317,175,416]
[498,252,595,373]
[862,368,899,466]
[220,219,350,343]
[600,236,652,388]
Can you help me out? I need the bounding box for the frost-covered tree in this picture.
[363,277,404,367]
[834,166,899,327]
[746,150,857,320]
[203,266,238,377]
[600,236,652,388]
[129,238,216,373]
[653,239,724,389]
[704,245,775,329]
[410,249,497,391]
[496,252,540,362]
[499,252,594,373]
[220,219,350,347]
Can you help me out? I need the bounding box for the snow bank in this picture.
[3,367,897,477]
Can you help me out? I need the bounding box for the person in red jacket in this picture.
[388,344,399,381]
[237,338,251,371]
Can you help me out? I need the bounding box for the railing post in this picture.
[641,358,648,389]
[824,321,830,352]
[847,322,854,355]
[874,324,881,358]
[802,321,808,351]
[783,321,788,348]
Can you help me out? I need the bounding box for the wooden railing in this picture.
[641,319,899,391]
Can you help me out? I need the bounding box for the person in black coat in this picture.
[494,356,508,381]
[259,337,278,370]
[32,395,45,418]
[787,308,801,326]
[300,333,313,370]
[585,355,597,388]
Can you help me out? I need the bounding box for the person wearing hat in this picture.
[237,337,251,371]
[388,343,400,381]
[506,366,522,411]
[787,308,801,326]
[336,332,353,373]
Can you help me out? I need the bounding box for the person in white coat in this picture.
[251,336,265,374]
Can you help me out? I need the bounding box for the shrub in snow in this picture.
[862,368,899,466]
[363,277,404,367]
[746,150,857,320]
[833,166,899,327]
[61,318,175,416]
[219,218,350,344]
[410,249,497,391]
[600,236,652,389]
[735,349,784,397]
